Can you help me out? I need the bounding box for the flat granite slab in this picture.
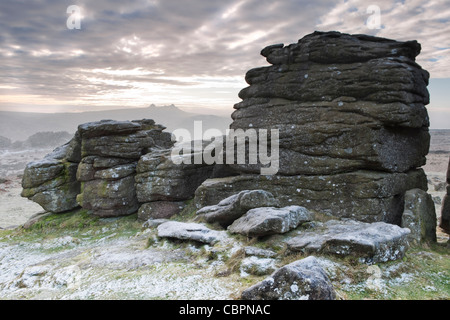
[157,221,226,245]
[286,220,410,264]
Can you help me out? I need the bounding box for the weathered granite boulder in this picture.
[195,169,427,224]
[401,188,437,243]
[157,221,225,245]
[286,220,410,264]
[231,31,430,176]
[240,256,277,276]
[21,134,81,213]
[135,139,237,221]
[196,190,279,227]
[76,119,173,217]
[228,206,313,237]
[135,147,214,203]
[440,157,450,234]
[241,256,335,300]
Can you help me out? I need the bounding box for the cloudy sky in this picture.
[0,0,449,127]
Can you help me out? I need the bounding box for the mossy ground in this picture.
[0,209,449,300]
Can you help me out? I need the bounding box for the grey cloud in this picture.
[0,0,337,107]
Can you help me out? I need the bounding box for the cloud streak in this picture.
[0,0,449,123]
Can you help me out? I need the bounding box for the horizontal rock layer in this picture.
[194,169,428,224]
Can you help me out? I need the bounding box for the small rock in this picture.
[228,206,313,237]
[242,246,277,258]
[22,211,53,229]
[197,190,279,227]
[401,188,437,243]
[241,256,336,300]
[240,256,277,276]
[157,221,225,245]
[138,201,186,221]
[142,219,170,228]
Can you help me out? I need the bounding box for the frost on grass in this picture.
[0,230,240,299]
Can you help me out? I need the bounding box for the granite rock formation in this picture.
[21,133,81,213]
[75,119,172,217]
[135,140,234,221]
[232,31,430,175]
[195,31,432,225]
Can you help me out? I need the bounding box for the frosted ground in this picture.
[0,131,449,300]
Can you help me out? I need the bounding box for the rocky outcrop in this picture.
[440,158,450,234]
[21,134,81,213]
[76,119,172,217]
[401,189,437,243]
[194,31,432,225]
[286,220,410,264]
[241,256,336,300]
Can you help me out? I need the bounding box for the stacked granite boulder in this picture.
[195,31,431,225]
[135,142,217,220]
[75,119,172,217]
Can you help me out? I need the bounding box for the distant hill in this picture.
[0,105,232,142]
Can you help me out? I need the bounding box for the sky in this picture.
[0,0,449,128]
